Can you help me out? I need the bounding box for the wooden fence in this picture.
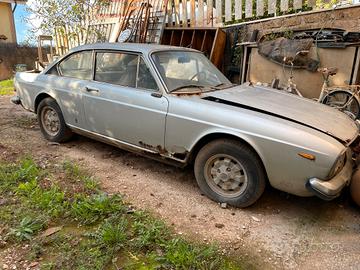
[54,0,349,54]
[165,0,319,27]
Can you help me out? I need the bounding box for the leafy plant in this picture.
[9,217,45,241]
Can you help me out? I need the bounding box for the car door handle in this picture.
[85,86,100,93]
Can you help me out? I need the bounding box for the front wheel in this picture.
[37,97,73,142]
[194,139,266,208]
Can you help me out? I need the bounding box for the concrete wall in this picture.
[0,44,38,80]
[0,2,16,43]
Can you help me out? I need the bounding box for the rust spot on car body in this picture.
[138,141,188,160]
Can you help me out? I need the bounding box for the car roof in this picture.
[69,42,199,54]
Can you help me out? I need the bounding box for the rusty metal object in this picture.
[350,169,360,207]
[257,37,319,71]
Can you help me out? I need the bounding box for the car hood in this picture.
[203,84,358,144]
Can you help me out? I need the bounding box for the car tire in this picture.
[194,139,266,208]
[37,97,73,142]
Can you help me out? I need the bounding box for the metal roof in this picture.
[69,42,199,54]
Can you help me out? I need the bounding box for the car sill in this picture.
[67,124,187,166]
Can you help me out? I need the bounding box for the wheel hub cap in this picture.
[41,106,60,136]
[205,155,248,197]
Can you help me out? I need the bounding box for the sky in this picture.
[14,4,31,44]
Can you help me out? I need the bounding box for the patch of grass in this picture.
[132,211,169,250]
[71,193,125,224]
[0,157,245,270]
[63,160,99,191]
[0,157,41,194]
[91,215,128,247]
[0,79,14,95]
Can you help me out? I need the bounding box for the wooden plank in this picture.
[225,0,232,22]
[181,0,188,26]
[198,0,204,26]
[190,0,196,26]
[206,0,213,26]
[280,0,289,12]
[215,0,222,24]
[245,0,252,18]
[235,0,242,20]
[268,0,276,14]
[210,28,226,69]
[293,0,303,9]
[256,0,264,16]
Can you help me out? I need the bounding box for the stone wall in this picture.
[243,5,360,39]
[0,44,38,80]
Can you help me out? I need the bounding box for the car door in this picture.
[82,50,168,151]
[44,50,93,128]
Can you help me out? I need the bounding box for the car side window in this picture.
[95,52,138,88]
[137,58,158,91]
[58,51,93,80]
[94,52,158,91]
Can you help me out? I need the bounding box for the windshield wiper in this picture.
[170,84,205,93]
[212,83,236,89]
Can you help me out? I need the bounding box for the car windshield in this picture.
[152,51,232,93]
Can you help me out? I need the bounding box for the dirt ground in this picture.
[1,95,359,270]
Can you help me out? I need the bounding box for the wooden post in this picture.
[268,0,276,14]
[181,0,188,26]
[198,0,204,26]
[225,0,232,22]
[190,0,195,26]
[215,0,222,24]
[206,0,213,26]
[308,0,316,7]
[245,0,252,18]
[280,0,289,12]
[256,0,264,16]
[294,0,303,9]
[235,0,242,20]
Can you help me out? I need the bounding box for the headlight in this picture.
[327,150,347,179]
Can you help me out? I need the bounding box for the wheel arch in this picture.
[34,92,56,113]
[188,132,268,179]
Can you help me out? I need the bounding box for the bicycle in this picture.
[275,53,360,120]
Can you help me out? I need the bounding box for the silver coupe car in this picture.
[13,43,360,207]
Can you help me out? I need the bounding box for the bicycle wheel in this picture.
[321,90,360,119]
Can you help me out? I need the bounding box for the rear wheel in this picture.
[37,97,73,142]
[321,90,360,119]
[194,139,266,208]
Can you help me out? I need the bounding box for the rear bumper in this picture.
[306,151,353,200]
[10,95,21,105]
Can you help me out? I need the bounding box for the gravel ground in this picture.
[1,95,359,269]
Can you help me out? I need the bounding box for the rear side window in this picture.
[95,52,158,91]
[58,51,93,80]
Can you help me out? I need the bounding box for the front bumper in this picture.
[306,151,353,200]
